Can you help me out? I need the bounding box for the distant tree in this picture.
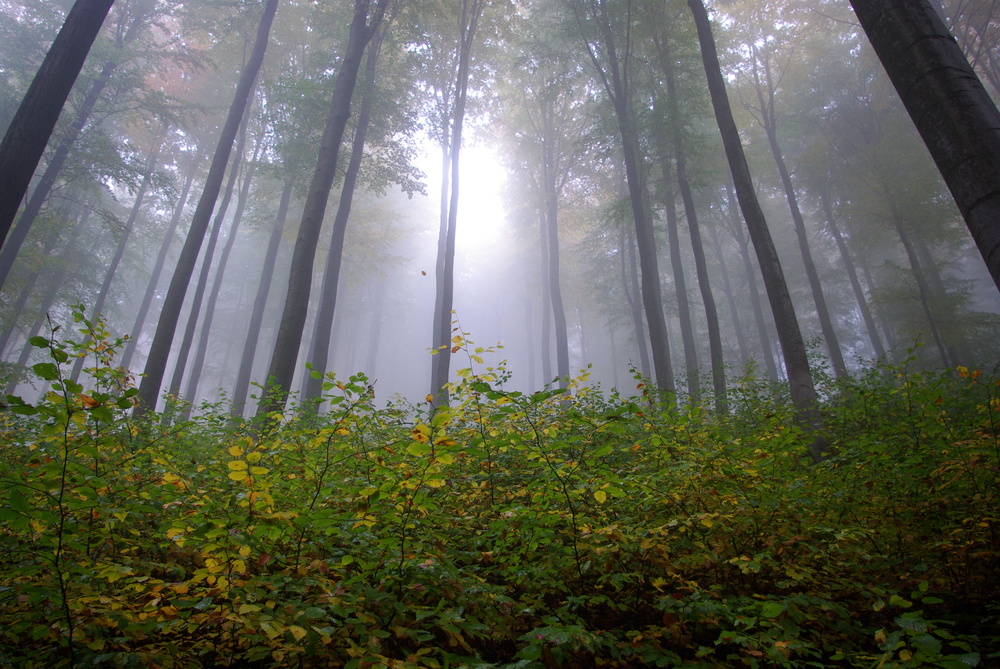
[850,0,1000,292]
[136,0,279,415]
[0,0,115,251]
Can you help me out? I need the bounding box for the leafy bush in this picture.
[0,316,997,667]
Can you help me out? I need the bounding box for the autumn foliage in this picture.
[0,314,997,667]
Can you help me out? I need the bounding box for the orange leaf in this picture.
[78,394,100,408]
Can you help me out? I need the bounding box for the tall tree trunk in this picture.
[621,223,652,380]
[707,221,751,369]
[689,0,823,458]
[850,0,1000,291]
[429,0,486,407]
[258,0,389,417]
[136,0,279,415]
[71,130,164,382]
[656,130,699,399]
[183,135,263,407]
[231,171,294,417]
[662,53,727,411]
[0,0,115,248]
[541,97,571,388]
[539,206,553,384]
[819,189,886,360]
[120,148,203,372]
[302,22,389,404]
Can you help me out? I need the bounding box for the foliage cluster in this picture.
[0,316,998,667]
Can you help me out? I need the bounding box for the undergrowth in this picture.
[0,313,997,667]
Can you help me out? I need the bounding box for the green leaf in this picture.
[27,336,48,348]
[406,441,431,457]
[760,602,784,618]
[32,362,59,381]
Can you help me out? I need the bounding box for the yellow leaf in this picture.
[426,479,446,488]
[250,466,269,476]
[433,436,457,446]
[470,355,484,364]
[228,470,248,481]
[425,394,434,403]
[701,518,714,528]
[594,489,607,504]
[246,451,262,463]
[228,460,248,470]
[435,453,454,465]
[288,625,308,642]
[239,545,252,558]
[228,445,245,457]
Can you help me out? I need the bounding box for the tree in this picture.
[257,0,392,417]
[688,0,823,458]
[850,0,1000,292]
[427,0,488,408]
[136,0,279,415]
[565,0,675,395]
[0,0,115,249]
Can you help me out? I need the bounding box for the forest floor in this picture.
[0,321,998,667]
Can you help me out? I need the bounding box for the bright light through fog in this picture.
[455,145,506,251]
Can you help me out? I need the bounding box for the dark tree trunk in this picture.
[231,171,294,417]
[689,0,822,457]
[0,0,115,248]
[0,4,154,290]
[120,148,203,372]
[302,22,388,404]
[429,0,485,408]
[850,0,1000,291]
[136,0,279,415]
[258,0,389,417]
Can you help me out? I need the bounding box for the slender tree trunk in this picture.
[364,279,386,378]
[819,189,886,359]
[621,223,652,380]
[539,207,553,384]
[183,136,263,407]
[429,0,485,407]
[120,148,203,372]
[850,0,1000,291]
[707,221,750,369]
[258,0,389,417]
[136,0,278,415]
[0,0,115,248]
[302,24,387,403]
[689,0,823,457]
[656,131,699,399]
[231,171,294,417]
[541,98,570,387]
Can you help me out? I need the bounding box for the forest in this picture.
[0,0,998,666]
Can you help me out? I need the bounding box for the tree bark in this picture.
[850,0,1000,291]
[136,0,279,415]
[258,0,389,417]
[0,0,115,248]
